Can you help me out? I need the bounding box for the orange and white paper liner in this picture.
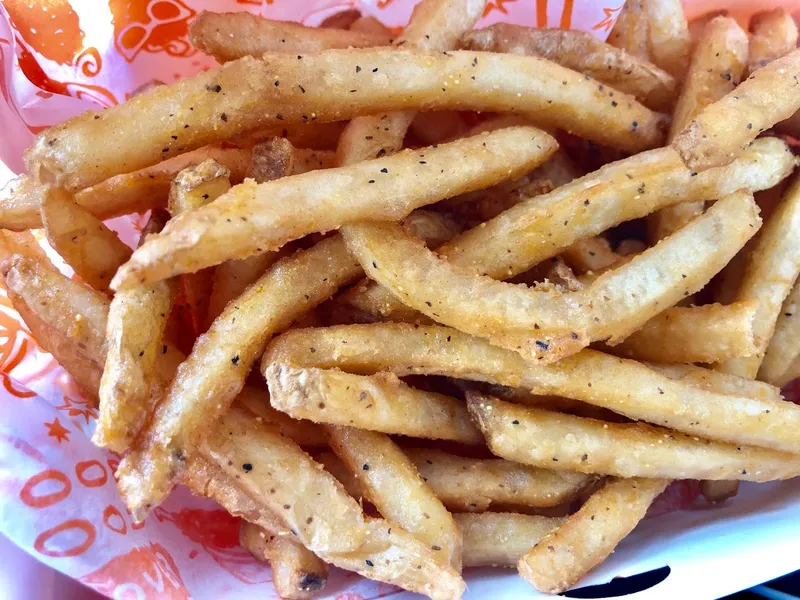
[0,1,796,599]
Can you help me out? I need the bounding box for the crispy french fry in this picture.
[245,138,296,183]
[240,522,329,600]
[263,323,800,454]
[760,281,800,386]
[643,0,690,79]
[608,301,758,364]
[608,0,649,60]
[111,128,556,290]
[40,185,132,291]
[648,361,783,402]
[748,8,799,76]
[268,367,482,444]
[467,393,800,481]
[320,9,363,29]
[0,229,49,266]
[456,512,565,568]
[315,451,366,500]
[343,191,760,362]
[717,173,800,378]
[461,25,677,110]
[688,10,728,44]
[207,252,282,325]
[650,16,749,240]
[518,477,668,594]
[672,49,800,171]
[26,50,665,191]
[328,426,462,571]
[405,448,592,511]
[95,213,177,452]
[116,236,362,520]
[560,238,620,275]
[190,11,392,62]
[235,122,347,152]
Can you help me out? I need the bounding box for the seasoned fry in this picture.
[343,191,760,362]
[96,214,177,452]
[40,185,132,291]
[240,522,329,600]
[608,0,649,60]
[649,362,783,403]
[643,0,690,79]
[0,229,49,266]
[609,301,758,364]
[315,451,366,500]
[268,367,483,444]
[116,236,362,520]
[190,11,392,62]
[672,49,800,171]
[405,448,591,511]
[518,477,668,594]
[461,25,677,110]
[760,282,800,386]
[717,174,800,379]
[320,9,363,30]
[456,512,565,568]
[111,128,556,289]
[245,138,296,183]
[467,393,800,481]
[329,426,462,571]
[689,10,728,44]
[748,8,798,76]
[650,16,749,240]
[560,237,620,274]
[263,323,800,454]
[234,387,327,449]
[207,252,281,325]
[26,50,664,191]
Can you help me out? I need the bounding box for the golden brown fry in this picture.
[648,362,783,403]
[96,214,177,453]
[233,387,327,449]
[650,16,749,240]
[760,281,800,386]
[349,16,391,36]
[560,239,620,275]
[315,451,366,500]
[329,426,462,571]
[26,50,664,191]
[608,0,649,60]
[405,448,592,511]
[245,138,296,182]
[688,10,728,44]
[518,477,668,594]
[207,252,281,325]
[672,49,800,171]
[111,128,556,290]
[717,174,800,379]
[0,229,49,266]
[609,301,758,364]
[319,9,362,30]
[456,512,565,568]
[409,112,470,145]
[116,236,362,520]
[467,393,800,481]
[0,147,250,231]
[268,367,483,444]
[343,191,760,362]
[190,11,392,62]
[40,185,131,291]
[643,0,690,79]
[748,8,799,76]
[461,25,677,110]
[263,323,800,454]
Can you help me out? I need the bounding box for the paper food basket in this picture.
[1,1,799,599]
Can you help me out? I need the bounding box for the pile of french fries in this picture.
[3,0,800,596]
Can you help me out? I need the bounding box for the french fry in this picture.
[608,0,649,60]
[319,9,363,30]
[95,213,177,452]
[235,122,347,152]
[672,48,800,171]
[245,138,296,183]
[189,11,392,62]
[328,426,463,571]
[518,477,669,594]
[207,252,282,325]
[405,448,592,511]
[466,393,800,482]
[759,281,800,386]
[717,173,800,379]
[643,0,690,79]
[267,367,483,444]
[747,8,799,76]
[688,10,728,44]
[110,127,556,290]
[116,236,362,520]
[25,49,665,191]
[343,191,760,362]
[315,451,366,501]
[240,522,329,600]
[456,512,565,568]
[650,16,749,241]
[559,238,620,275]
[648,362,783,403]
[235,387,327,449]
[409,111,470,145]
[0,146,250,231]
[461,25,677,110]
[0,229,49,266]
[700,480,741,505]
[40,185,132,291]
[608,301,758,364]
[349,16,391,36]
[263,323,800,454]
